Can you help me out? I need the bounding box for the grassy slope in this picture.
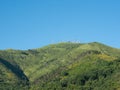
[0,42,120,90]
[0,58,29,90]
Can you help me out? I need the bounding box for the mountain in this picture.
[0,42,120,90]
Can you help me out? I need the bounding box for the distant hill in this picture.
[0,42,120,90]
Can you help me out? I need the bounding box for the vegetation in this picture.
[0,42,120,90]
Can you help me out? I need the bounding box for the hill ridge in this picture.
[0,42,120,90]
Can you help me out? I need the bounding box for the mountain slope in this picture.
[0,58,29,90]
[0,42,120,90]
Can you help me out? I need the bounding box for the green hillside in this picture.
[0,42,120,90]
[0,58,29,90]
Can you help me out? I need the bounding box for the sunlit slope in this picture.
[0,42,120,90]
[35,54,120,90]
[0,42,120,82]
[0,42,81,81]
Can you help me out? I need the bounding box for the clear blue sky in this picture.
[0,0,120,50]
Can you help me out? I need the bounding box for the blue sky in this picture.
[0,0,120,50]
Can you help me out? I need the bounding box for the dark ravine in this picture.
[0,58,29,81]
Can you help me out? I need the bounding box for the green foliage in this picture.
[0,42,120,90]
